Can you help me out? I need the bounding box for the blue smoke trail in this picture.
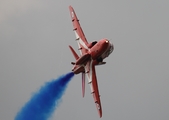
[15,72,74,120]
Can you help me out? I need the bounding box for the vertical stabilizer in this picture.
[82,73,85,97]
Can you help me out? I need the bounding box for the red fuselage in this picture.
[89,39,113,60]
[72,39,113,74]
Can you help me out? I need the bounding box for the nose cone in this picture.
[102,39,110,48]
[105,40,109,43]
[105,39,114,50]
[104,39,114,55]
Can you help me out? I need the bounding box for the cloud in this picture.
[0,0,45,23]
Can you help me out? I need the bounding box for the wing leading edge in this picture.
[69,6,89,55]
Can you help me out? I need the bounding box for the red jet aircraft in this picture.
[68,6,114,118]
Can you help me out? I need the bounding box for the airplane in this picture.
[68,6,114,118]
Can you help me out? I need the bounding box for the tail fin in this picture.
[69,45,79,60]
[82,73,85,97]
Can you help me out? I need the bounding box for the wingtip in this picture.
[82,91,85,97]
[96,102,102,118]
[99,111,102,118]
[69,5,73,10]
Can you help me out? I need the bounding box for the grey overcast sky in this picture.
[0,0,169,120]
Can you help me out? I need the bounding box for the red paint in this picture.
[68,6,114,118]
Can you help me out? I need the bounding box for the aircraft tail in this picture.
[82,72,85,97]
[69,45,86,97]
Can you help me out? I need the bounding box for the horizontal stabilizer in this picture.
[96,62,106,66]
[71,62,75,65]
[69,45,79,60]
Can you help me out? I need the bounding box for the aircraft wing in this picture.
[69,6,89,55]
[85,60,102,118]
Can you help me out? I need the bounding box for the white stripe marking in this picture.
[85,60,94,93]
[74,31,89,50]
